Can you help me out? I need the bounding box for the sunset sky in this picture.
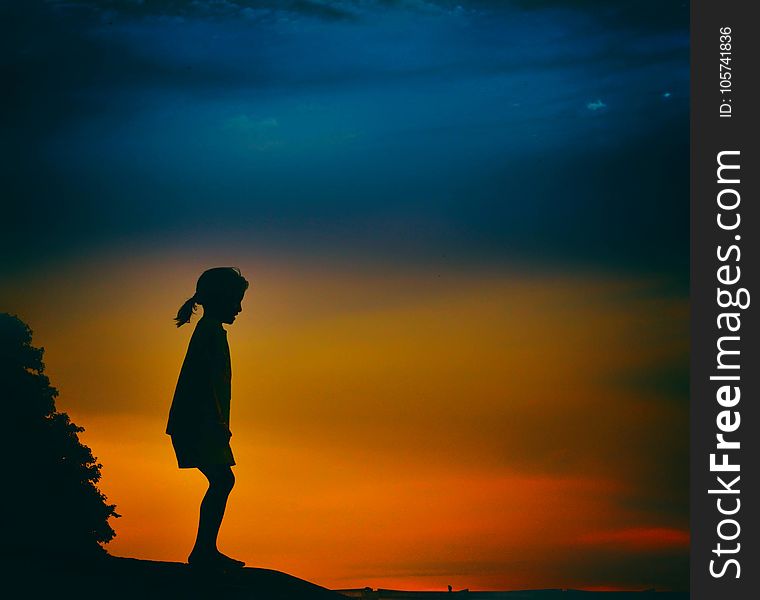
[2,0,688,592]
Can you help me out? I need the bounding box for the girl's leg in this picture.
[190,465,237,561]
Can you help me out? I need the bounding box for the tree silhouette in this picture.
[1,312,119,559]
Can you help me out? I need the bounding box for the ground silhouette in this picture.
[6,553,689,599]
[7,554,346,599]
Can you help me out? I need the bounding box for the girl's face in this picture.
[205,290,245,324]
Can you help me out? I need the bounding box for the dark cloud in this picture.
[44,0,419,21]
[48,0,355,20]
[506,0,687,31]
[41,0,689,29]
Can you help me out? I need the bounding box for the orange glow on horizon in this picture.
[1,245,689,591]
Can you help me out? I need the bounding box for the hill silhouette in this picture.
[7,554,346,599]
[6,553,688,600]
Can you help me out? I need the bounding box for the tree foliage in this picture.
[1,312,119,558]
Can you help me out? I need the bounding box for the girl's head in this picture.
[175,267,249,327]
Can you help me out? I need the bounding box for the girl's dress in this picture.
[166,316,235,468]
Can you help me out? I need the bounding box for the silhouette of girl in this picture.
[166,267,249,568]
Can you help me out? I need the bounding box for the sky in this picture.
[1,0,688,592]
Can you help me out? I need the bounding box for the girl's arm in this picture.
[205,330,232,437]
[183,325,230,434]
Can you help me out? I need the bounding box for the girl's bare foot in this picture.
[215,551,245,568]
[188,548,244,568]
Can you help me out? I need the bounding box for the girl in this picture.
[166,267,249,568]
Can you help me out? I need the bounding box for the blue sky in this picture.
[2,0,688,278]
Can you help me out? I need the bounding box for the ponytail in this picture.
[174,295,198,327]
[176,267,249,327]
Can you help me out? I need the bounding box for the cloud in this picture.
[45,0,430,21]
[505,0,687,32]
[577,527,689,551]
[42,0,689,31]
